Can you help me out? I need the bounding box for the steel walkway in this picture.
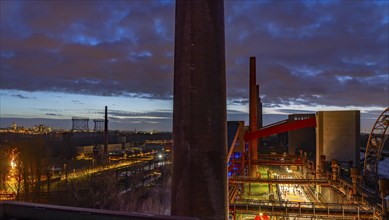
[229,176,329,185]
[230,199,377,219]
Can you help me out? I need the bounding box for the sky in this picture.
[0,0,388,132]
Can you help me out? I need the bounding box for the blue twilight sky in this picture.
[0,0,388,131]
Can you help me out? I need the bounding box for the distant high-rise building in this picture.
[11,122,16,131]
[34,124,52,134]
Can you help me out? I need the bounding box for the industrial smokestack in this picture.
[249,57,258,177]
[172,1,227,219]
[257,84,263,150]
[104,106,108,156]
[257,84,263,129]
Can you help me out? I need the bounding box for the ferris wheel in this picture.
[363,107,389,184]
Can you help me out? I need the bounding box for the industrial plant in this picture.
[225,57,389,219]
[0,0,388,220]
[170,1,389,219]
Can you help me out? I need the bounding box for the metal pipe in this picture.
[331,159,338,181]
[350,167,358,196]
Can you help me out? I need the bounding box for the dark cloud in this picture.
[72,100,84,105]
[45,113,61,116]
[228,98,249,105]
[225,0,388,108]
[12,94,34,99]
[97,109,172,131]
[35,108,66,113]
[101,109,172,120]
[1,0,174,99]
[1,0,388,108]
[271,109,315,115]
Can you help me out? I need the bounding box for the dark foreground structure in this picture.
[0,201,199,220]
[171,0,228,220]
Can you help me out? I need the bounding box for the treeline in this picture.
[0,134,74,200]
[1,133,172,214]
[59,164,172,213]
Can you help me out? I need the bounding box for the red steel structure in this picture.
[245,117,316,141]
[227,117,316,176]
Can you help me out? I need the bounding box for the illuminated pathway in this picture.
[62,156,154,182]
[278,183,309,203]
[229,200,375,219]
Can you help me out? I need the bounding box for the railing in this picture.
[0,193,15,200]
[230,199,377,219]
[229,176,329,185]
[0,201,199,220]
[228,185,238,204]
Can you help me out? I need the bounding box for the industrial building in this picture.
[288,114,316,156]
[316,110,361,167]
[225,57,388,219]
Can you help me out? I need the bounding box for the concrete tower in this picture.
[249,57,258,177]
[316,110,360,168]
[172,1,227,220]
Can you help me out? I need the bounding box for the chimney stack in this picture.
[249,57,258,177]
[104,106,108,156]
[171,1,227,219]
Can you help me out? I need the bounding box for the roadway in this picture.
[62,155,155,182]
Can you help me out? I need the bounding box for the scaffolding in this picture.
[71,117,89,131]
[93,119,105,132]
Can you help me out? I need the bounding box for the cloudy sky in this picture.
[0,0,388,131]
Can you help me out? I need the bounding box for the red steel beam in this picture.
[251,161,304,166]
[245,117,316,141]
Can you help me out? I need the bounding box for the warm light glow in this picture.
[10,160,16,169]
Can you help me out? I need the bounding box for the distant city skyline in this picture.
[0,106,383,133]
[1,0,388,132]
